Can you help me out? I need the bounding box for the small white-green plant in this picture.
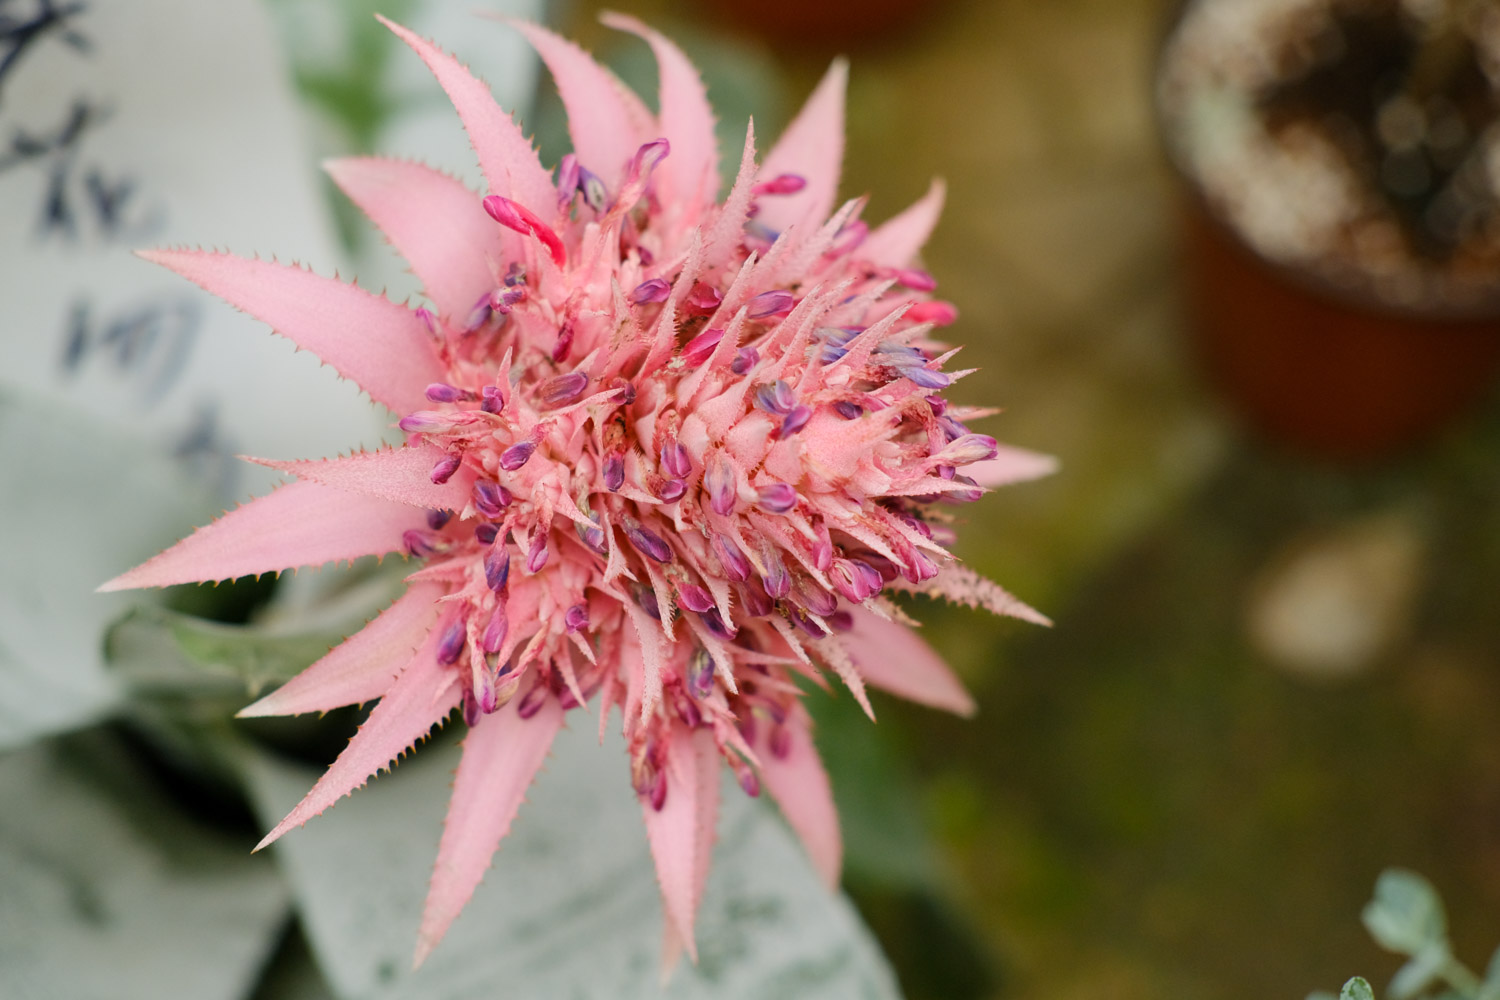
[1310,870,1500,1000]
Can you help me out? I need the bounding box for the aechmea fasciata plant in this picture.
[100,13,1055,969]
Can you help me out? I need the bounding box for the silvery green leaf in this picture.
[0,733,289,1000]
[1340,977,1375,1000]
[1363,869,1449,957]
[0,390,217,751]
[242,723,902,1000]
[1389,945,1449,1000]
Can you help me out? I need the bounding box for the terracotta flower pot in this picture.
[1158,0,1500,461]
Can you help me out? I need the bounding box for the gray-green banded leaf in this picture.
[1363,869,1449,956]
[242,722,902,1000]
[1340,977,1375,1000]
[0,733,289,1000]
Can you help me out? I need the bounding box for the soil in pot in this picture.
[1157,0,1500,458]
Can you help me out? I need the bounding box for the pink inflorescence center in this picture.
[102,13,1054,969]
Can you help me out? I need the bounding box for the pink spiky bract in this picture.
[102,15,1052,969]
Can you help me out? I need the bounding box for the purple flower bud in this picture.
[677,584,714,613]
[564,603,589,633]
[624,519,673,563]
[464,297,493,333]
[484,548,511,593]
[627,138,670,183]
[504,262,526,287]
[603,453,625,492]
[753,173,807,196]
[576,516,607,555]
[796,582,838,618]
[398,411,450,434]
[578,165,608,212]
[756,482,797,514]
[475,522,499,545]
[517,685,549,720]
[426,382,466,403]
[739,768,761,798]
[480,384,505,414]
[830,560,869,603]
[481,605,508,653]
[731,347,759,375]
[738,712,758,747]
[681,327,723,366]
[777,405,812,438]
[500,440,535,471]
[827,610,854,633]
[613,380,637,406]
[942,433,999,465]
[761,551,791,599]
[437,620,466,665]
[753,379,796,416]
[713,533,751,582]
[539,371,589,407]
[658,478,686,502]
[629,278,672,305]
[660,441,691,478]
[740,580,774,618]
[430,454,461,484]
[526,532,549,573]
[490,285,526,314]
[833,400,863,420]
[688,647,715,699]
[473,480,511,518]
[945,474,984,504]
[789,607,827,638]
[747,289,794,319]
[403,529,448,558]
[462,689,481,727]
[427,509,453,530]
[706,455,738,516]
[902,365,952,389]
[636,586,661,621]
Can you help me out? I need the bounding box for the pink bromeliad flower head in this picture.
[101,14,1054,969]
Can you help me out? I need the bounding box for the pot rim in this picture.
[1151,0,1500,324]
